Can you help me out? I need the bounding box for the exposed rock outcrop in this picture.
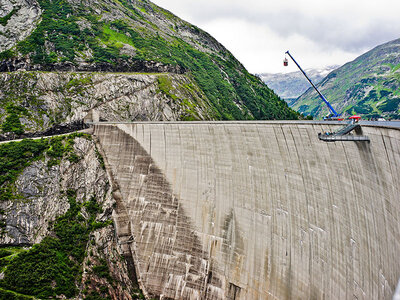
[0,135,137,299]
[0,71,214,133]
[0,137,110,244]
[0,0,41,52]
[0,57,186,73]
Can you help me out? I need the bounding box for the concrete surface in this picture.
[394,280,400,300]
[94,122,400,300]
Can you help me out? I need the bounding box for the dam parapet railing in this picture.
[86,120,400,129]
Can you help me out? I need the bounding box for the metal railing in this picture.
[318,133,370,142]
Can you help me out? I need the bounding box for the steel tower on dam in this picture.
[93,121,400,300]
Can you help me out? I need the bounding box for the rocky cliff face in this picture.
[0,136,109,245]
[0,71,214,134]
[0,0,41,52]
[0,134,138,299]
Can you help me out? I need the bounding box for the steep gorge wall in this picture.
[94,122,400,299]
[0,134,137,299]
[0,71,214,134]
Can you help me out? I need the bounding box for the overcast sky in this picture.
[151,0,400,74]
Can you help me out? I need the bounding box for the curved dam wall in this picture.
[93,122,400,299]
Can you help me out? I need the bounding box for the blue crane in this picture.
[284,50,340,118]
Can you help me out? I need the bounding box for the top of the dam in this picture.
[89,120,400,129]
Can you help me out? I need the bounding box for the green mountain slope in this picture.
[293,38,400,119]
[0,0,299,129]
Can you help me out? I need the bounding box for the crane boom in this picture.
[285,50,339,118]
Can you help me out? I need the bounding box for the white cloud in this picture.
[199,18,359,73]
[152,0,400,73]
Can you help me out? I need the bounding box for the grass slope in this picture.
[294,38,400,119]
[0,0,299,121]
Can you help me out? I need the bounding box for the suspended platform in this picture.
[318,123,370,142]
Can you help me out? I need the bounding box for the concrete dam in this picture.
[93,121,400,300]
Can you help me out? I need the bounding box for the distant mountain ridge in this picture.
[258,66,338,101]
[293,38,400,119]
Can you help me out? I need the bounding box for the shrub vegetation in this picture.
[0,133,114,298]
[0,189,111,298]
[0,133,88,202]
